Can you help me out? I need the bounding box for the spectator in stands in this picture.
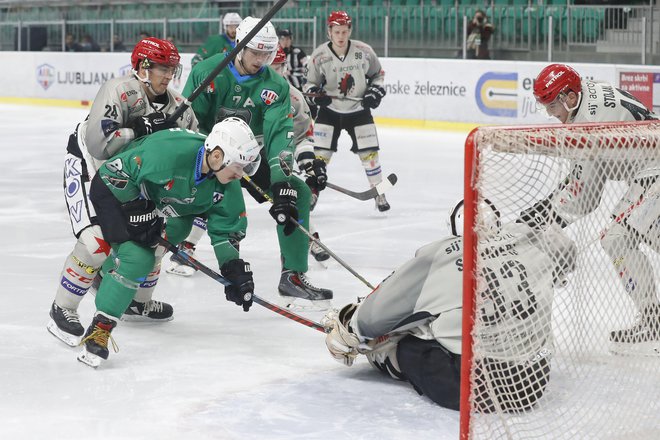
[110,34,127,52]
[139,31,151,40]
[80,34,101,52]
[64,33,82,52]
[466,10,494,60]
[277,28,307,91]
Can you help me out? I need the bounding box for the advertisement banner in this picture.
[2,52,656,125]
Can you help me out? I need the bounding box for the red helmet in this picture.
[328,10,352,27]
[533,64,582,104]
[272,45,287,65]
[131,37,180,70]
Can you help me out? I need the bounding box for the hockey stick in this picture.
[168,0,290,122]
[242,176,377,290]
[157,236,327,333]
[292,168,398,201]
[303,92,363,102]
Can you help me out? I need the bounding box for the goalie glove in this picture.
[322,303,361,366]
[517,198,569,230]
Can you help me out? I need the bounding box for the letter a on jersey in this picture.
[260,89,279,105]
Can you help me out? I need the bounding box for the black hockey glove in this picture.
[362,85,386,109]
[517,198,569,230]
[269,181,299,236]
[298,153,328,192]
[220,259,254,312]
[129,112,177,138]
[121,199,164,247]
[307,86,332,108]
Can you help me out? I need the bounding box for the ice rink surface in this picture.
[0,103,468,440]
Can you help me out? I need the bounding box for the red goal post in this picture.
[460,120,660,439]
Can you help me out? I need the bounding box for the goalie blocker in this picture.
[322,217,575,410]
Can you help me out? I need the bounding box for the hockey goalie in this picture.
[321,201,576,410]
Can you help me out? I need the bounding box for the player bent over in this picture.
[182,17,332,310]
[48,37,197,346]
[528,64,659,355]
[78,118,259,368]
[304,10,390,212]
[322,201,576,410]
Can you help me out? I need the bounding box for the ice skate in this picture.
[77,312,118,368]
[47,301,84,347]
[165,241,197,277]
[278,270,333,311]
[310,233,330,262]
[375,193,390,212]
[610,308,660,356]
[122,299,174,322]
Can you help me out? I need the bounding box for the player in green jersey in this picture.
[182,17,333,310]
[191,12,242,67]
[77,118,260,368]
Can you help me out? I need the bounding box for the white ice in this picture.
[0,103,468,440]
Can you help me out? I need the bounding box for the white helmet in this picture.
[235,16,279,65]
[204,117,261,176]
[222,12,242,29]
[448,198,501,237]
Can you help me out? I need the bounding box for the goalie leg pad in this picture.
[396,335,462,410]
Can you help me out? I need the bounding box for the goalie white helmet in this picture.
[448,198,501,237]
[235,16,279,66]
[205,117,262,176]
[222,12,243,29]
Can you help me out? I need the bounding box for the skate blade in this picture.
[77,349,103,368]
[120,314,174,323]
[47,319,82,347]
[165,265,196,277]
[279,297,332,312]
[609,341,660,357]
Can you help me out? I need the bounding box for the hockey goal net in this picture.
[460,121,660,439]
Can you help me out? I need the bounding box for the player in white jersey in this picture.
[48,37,198,347]
[164,45,331,277]
[304,10,390,212]
[322,201,576,409]
[526,64,659,355]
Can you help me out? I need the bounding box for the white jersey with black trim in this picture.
[78,74,198,172]
[352,223,572,361]
[289,85,315,160]
[549,79,658,223]
[304,39,384,114]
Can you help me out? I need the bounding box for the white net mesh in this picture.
[464,121,660,439]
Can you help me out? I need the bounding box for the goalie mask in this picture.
[204,117,262,176]
[235,17,279,67]
[448,198,501,237]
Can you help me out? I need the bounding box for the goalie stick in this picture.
[242,176,377,290]
[167,0,289,122]
[158,237,327,333]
